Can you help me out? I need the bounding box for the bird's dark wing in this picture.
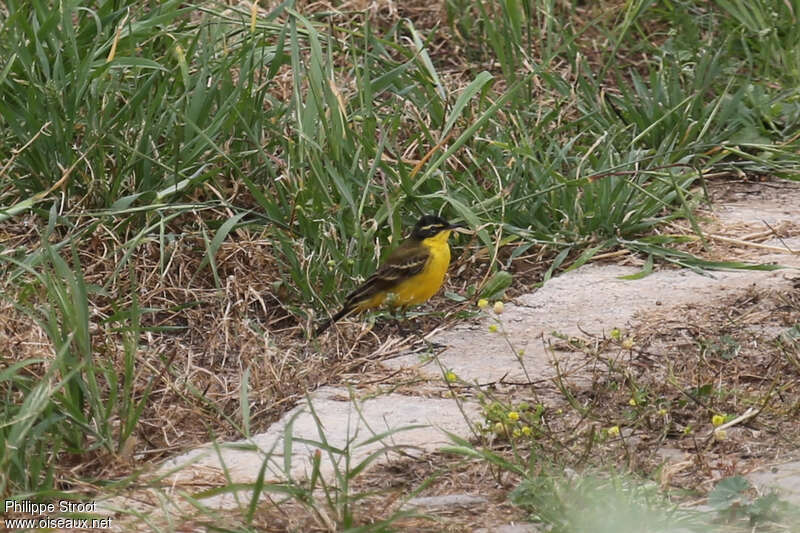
[343,241,430,306]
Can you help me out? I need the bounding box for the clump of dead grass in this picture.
[0,199,504,489]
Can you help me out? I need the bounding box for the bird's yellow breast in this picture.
[389,229,452,306]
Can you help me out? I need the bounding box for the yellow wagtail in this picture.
[315,215,463,335]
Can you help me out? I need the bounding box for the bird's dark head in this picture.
[411,215,463,240]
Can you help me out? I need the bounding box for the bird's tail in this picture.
[315,306,351,336]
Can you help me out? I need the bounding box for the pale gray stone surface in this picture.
[747,460,800,505]
[159,385,476,484]
[387,264,795,384]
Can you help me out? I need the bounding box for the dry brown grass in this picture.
[0,201,512,487]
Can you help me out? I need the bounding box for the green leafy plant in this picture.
[0,207,154,497]
[510,474,705,533]
[708,476,792,527]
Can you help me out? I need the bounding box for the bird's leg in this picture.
[394,306,413,337]
[402,307,448,352]
[421,332,448,351]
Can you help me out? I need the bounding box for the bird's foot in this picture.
[424,339,448,351]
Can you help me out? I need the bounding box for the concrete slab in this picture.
[388,264,795,384]
[102,385,479,517]
[747,460,800,506]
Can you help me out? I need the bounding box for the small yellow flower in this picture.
[621,337,634,349]
[494,422,505,434]
[714,429,728,441]
[445,371,457,383]
[712,414,725,427]
[658,408,668,416]
[610,328,621,340]
[508,411,520,422]
[478,298,489,309]
[607,425,620,437]
[629,398,638,406]
[493,301,504,314]
[512,429,521,438]
[521,426,532,436]
[518,349,525,356]
[488,324,498,333]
